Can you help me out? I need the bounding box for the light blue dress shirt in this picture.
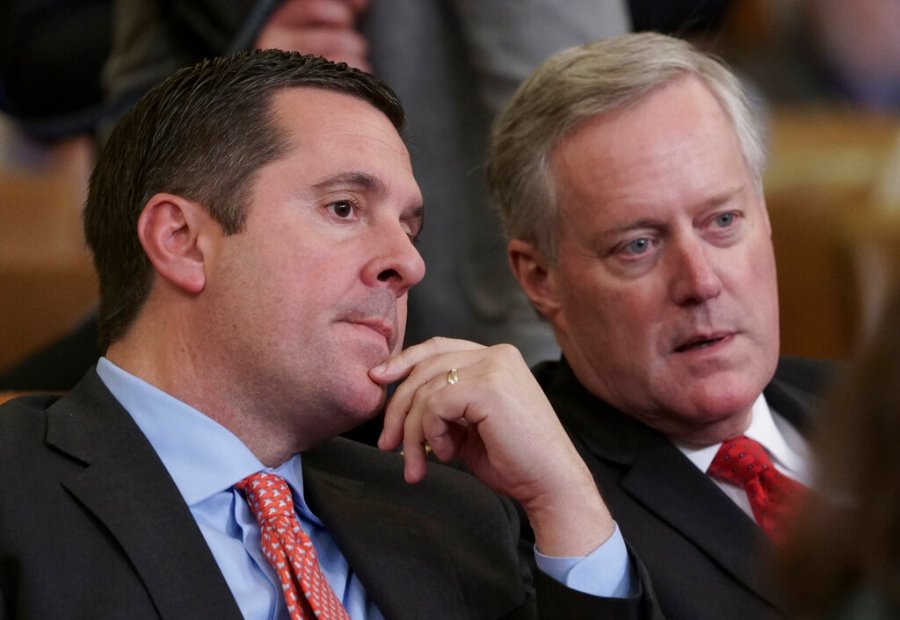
[96,357,632,619]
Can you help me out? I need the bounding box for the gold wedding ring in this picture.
[447,368,459,385]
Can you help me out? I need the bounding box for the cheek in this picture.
[563,276,660,344]
[737,241,779,307]
[753,261,781,342]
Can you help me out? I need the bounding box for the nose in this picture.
[669,236,722,306]
[363,223,426,296]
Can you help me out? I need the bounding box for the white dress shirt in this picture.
[675,393,811,521]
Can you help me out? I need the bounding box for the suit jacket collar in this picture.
[46,370,243,620]
[763,358,821,436]
[536,357,820,609]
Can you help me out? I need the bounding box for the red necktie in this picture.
[707,435,806,542]
[236,472,350,620]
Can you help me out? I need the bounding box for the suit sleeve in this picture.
[508,497,665,619]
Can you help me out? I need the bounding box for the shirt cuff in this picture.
[534,522,635,598]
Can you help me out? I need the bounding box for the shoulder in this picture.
[0,369,136,478]
[530,358,642,445]
[0,393,85,545]
[531,357,597,411]
[0,393,62,454]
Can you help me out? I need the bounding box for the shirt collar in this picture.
[675,393,809,481]
[95,357,320,524]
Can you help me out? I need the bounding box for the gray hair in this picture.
[486,32,766,260]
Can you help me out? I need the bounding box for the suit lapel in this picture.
[302,457,467,620]
[540,359,781,607]
[46,372,243,620]
[618,438,778,604]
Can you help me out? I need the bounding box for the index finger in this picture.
[369,337,483,384]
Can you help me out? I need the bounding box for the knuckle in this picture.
[420,336,443,353]
[492,342,523,362]
[423,390,443,414]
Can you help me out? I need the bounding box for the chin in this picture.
[317,392,386,446]
[340,380,388,420]
[687,379,759,422]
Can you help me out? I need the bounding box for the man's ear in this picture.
[137,193,214,294]
[508,238,561,321]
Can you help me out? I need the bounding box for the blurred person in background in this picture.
[779,287,900,620]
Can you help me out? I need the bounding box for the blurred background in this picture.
[2,0,900,377]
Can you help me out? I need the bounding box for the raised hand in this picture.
[371,337,615,556]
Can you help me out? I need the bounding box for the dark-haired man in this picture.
[0,50,653,619]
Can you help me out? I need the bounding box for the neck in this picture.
[107,321,308,467]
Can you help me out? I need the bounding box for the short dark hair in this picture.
[83,50,405,350]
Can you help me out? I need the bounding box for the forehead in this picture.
[259,87,419,197]
[551,76,751,223]
[270,87,411,166]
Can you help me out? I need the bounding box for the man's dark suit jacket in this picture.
[0,369,652,619]
[533,356,834,620]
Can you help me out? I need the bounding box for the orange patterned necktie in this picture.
[707,435,807,542]
[236,472,350,620]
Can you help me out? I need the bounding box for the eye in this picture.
[702,210,743,247]
[714,212,735,227]
[402,207,424,245]
[623,237,652,255]
[403,225,419,245]
[327,200,357,219]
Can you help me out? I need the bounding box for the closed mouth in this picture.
[350,319,395,350]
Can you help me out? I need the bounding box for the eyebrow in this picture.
[312,171,386,194]
[601,186,745,237]
[602,217,663,237]
[700,186,743,210]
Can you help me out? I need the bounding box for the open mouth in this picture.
[674,334,728,353]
